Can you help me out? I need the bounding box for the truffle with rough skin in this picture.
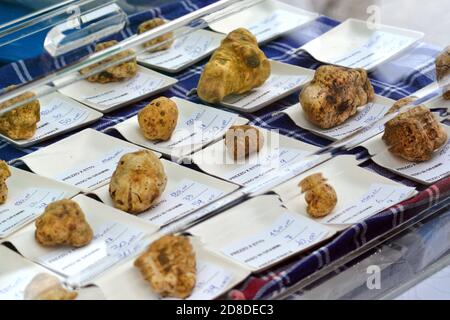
[138,97,178,141]
[299,173,337,218]
[382,105,448,162]
[24,273,77,300]
[224,125,264,160]
[134,235,196,299]
[0,160,11,204]
[35,199,93,247]
[80,40,138,83]
[109,150,167,214]
[197,28,271,103]
[435,47,450,100]
[137,18,174,52]
[0,87,40,140]
[299,65,375,129]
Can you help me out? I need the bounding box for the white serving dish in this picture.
[138,28,225,73]
[0,166,80,239]
[213,60,314,113]
[299,19,424,71]
[209,0,318,43]
[91,158,240,228]
[0,91,103,148]
[56,66,177,113]
[112,97,248,160]
[273,155,417,231]
[19,128,151,192]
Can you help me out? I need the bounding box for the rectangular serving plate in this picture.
[0,91,102,148]
[56,66,178,113]
[299,18,424,72]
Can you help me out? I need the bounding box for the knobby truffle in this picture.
[137,18,174,52]
[299,173,337,218]
[138,97,179,141]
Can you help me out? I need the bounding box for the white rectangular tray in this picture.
[0,166,80,239]
[188,194,334,272]
[365,124,450,185]
[0,246,104,300]
[138,28,225,73]
[6,194,158,287]
[19,128,150,192]
[209,0,318,44]
[283,94,395,141]
[0,91,102,148]
[112,96,248,160]
[190,125,319,187]
[300,18,424,71]
[214,60,314,113]
[56,66,178,113]
[273,155,417,231]
[91,158,239,228]
[93,236,250,300]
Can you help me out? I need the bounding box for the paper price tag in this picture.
[221,212,329,269]
[38,222,146,285]
[321,183,415,224]
[55,146,138,190]
[140,179,224,226]
[139,31,218,70]
[224,148,310,186]
[248,9,312,42]
[331,31,415,69]
[80,72,165,106]
[223,74,308,110]
[153,109,238,149]
[0,188,67,238]
[31,98,91,141]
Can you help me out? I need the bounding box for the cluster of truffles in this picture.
[0,87,40,140]
[24,273,77,300]
[300,65,375,129]
[138,97,179,141]
[80,40,138,84]
[35,199,93,247]
[225,125,264,160]
[109,150,167,214]
[435,47,449,100]
[0,160,10,204]
[134,235,196,299]
[299,173,337,218]
[197,28,271,103]
[383,105,448,162]
[137,18,174,52]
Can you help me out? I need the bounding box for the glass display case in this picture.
[0,0,448,300]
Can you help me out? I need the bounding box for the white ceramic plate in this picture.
[0,166,80,239]
[190,126,319,187]
[273,155,417,231]
[94,236,250,300]
[0,246,105,300]
[0,91,102,148]
[138,28,225,73]
[91,158,240,228]
[112,97,248,160]
[189,194,334,272]
[209,0,318,43]
[283,94,395,141]
[19,128,153,192]
[56,66,178,113]
[300,19,424,71]
[366,124,450,185]
[6,194,158,287]
[207,60,314,113]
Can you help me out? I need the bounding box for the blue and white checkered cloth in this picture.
[0,0,448,300]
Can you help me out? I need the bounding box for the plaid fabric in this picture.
[0,0,448,300]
